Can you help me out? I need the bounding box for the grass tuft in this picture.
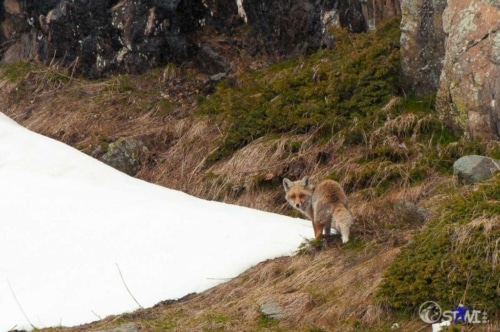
[377,173,500,319]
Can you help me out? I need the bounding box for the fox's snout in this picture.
[287,193,307,210]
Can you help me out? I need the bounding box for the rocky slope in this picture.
[3,0,500,141]
[2,0,500,331]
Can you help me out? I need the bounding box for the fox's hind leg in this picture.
[338,223,350,243]
[333,205,353,244]
[323,226,331,236]
[323,221,332,236]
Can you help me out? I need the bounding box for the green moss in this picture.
[398,93,435,114]
[342,161,410,196]
[1,61,76,102]
[296,238,325,255]
[449,95,468,134]
[0,61,36,82]
[256,313,281,329]
[283,268,296,278]
[108,74,135,93]
[308,287,337,307]
[153,98,174,116]
[202,314,231,324]
[285,141,302,154]
[377,174,500,318]
[426,138,491,175]
[407,165,428,184]
[198,18,402,162]
[251,174,281,191]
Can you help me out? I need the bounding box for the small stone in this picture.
[94,322,139,332]
[453,155,500,184]
[260,301,284,320]
[100,137,148,176]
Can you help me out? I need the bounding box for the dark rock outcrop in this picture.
[1,0,59,63]
[0,0,401,77]
[242,0,334,55]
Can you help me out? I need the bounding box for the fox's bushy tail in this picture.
[333,203,354,243]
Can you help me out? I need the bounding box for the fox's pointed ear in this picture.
[283,178,292,191]
[300,176,310,188]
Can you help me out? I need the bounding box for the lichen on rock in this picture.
[99,137,148,176]
[436,0,500,140]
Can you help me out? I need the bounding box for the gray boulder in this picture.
[258,293,313,322]
[95,323,139,332]
[394,199,431,224]
[99,137,148,176]
[453,155,500,184]
[259,300,284,320]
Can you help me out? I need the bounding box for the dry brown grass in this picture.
[1,64,325,214]
[0,64,224,196]
[1,64,444,218]
[452,215,500,269]
[0,64,464,331]
[44,244,404,332]
[204,133,318,208]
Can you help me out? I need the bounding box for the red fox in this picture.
[283,176,353,243]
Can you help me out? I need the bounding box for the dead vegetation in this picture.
[45,244,414,332]
[0,60,461,331]
[2,22,500,329]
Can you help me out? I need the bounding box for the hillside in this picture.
[2,18,500,331]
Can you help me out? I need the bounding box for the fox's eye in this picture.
[299,194,305,199]
[289,194,296,200]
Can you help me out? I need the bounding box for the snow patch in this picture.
[0,112,310,330]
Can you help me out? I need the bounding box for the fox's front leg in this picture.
[312,221,323,239]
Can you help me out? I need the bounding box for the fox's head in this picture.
[283,176,312,212]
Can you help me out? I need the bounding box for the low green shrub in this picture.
[377,174,500,318]
[0,61,36,82]
[198,18,402,162]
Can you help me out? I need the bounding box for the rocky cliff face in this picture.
[400,0,446,95]
[0,0,401,77]
[402,0,500,140]
[436,0,500,140]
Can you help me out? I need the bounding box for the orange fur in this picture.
[283,176,353,243]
